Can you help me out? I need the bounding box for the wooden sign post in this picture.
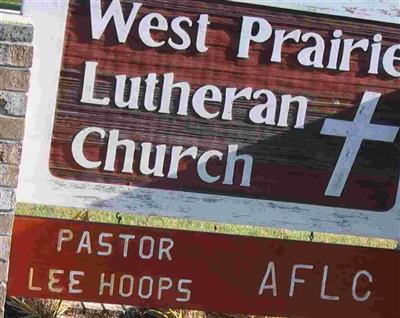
[18,0,400,239]
[8,216,400,317]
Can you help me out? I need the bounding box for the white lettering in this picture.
[97,233,113,256]
[271,29,301,63]
[72,127,105,169]
[90,0,142,43]
[139,13,168,48]
[138,276,154,299]
[76,231,92,254]
[320,265,340,301]
[104,129,135,173]
[277,95,308,129]
[99,273,115,296]
[289,264,313,297]
[139,236,155,259]
[167,146,198,179]
[81,61,110,106]
[140,143,167,177]
[249,89,277,125]
[69,271,84,294]
[157,277,173,300]
[158,238,174,261]
[168,17,192,50]
[197,150,223,183]
[238,17,272,58]
[258,261,277,296]
[57,229,73,252]
[196,15,210,53]
[177,279,192,302]
[119,275,134,298]
[223,145,253,187]
[28,268,42,291]
[192,85,222,119]
[298,32,325,68]
[48,269,64,293]
[352,270,372,302]
[383,44,400,77]
[119,234,135,258]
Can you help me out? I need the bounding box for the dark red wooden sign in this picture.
[8,216,400,317]
[50,0,400,214]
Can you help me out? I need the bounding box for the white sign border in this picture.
[18,0,400,239]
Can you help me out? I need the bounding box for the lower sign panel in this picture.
[8,216,400,317]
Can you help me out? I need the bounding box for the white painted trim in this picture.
[0,11,29,23]
[0,9,21,15]
[18,0,400,239]
[232,0,400,25]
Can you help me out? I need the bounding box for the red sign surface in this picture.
[8,216,400,317]
[49,0,400,213]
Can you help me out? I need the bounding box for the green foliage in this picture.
[6,297,67,318]
[145,309,186,318]
[0,0,21,11]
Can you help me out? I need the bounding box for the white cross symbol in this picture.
[320,91,399,197]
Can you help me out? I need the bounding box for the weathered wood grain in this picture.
[50,0,400,211]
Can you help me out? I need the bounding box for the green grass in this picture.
[16,203,396,249]
[0,0,21,11]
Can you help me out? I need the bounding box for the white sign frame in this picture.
[18,0,400,239]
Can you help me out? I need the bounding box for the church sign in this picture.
[18,0,400,238]
[8,216,400,317]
